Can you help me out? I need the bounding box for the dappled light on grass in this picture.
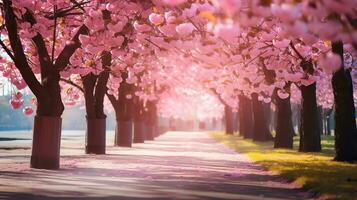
[210,132,357,200]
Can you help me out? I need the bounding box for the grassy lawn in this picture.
[210,132,357,200]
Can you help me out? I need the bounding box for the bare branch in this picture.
[0,39,15,62]
[54,25,89,71]
[51,5,58,63]
[289,41,305,61]
[60,78,84,93]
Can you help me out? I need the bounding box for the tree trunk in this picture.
[109,72,133,147]
[145,101,157,140]
[224,105,234,135]
[146,124,155,140]
[82,74,107,154]
[233,112,239,133]
[115,120,133,147]
[31,116,62,169]
[299,83,321,152]
[36,79,64,117]
[238,95,254,139]
[263,102,273,132]
[317,106,324,136]
[134,121,145,143]
[133,98,146,143]
[327,111,332,136]
[82,52,110,154]
[31,75,64,169]
[332,41,357,161]
[85,118,106,154]
[251,93,273,141]
[3,1,88,169]
[274,92,294,149]
[322,109,327,135]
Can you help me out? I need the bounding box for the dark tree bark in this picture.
[263,102,275,133]
[299,83,321,152]
[83,73,108,154]
[233,112,239,133]
[133,97,145,143]
[224,105,234,135]
[145,101,157,140]
[209,89,235,135]
[331,41,357,162]
[317,106,324,136]
[251,93,273,141]
[274,91,294,149]
[326,109,332,136]
[107,72,133,147]
[82,73,109,119]
[290,41,322,151]
[82,52,110,154]
[322,109,327,135]
[238,95,254,139]
[2,1,88,169]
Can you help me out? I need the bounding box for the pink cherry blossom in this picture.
[23,106,34,115]
[162,0,187,6]
[149,13,164,26]
[176,23,195,37]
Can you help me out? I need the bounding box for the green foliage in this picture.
[210,132,357,200]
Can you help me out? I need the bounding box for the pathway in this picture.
[0,131,313,200]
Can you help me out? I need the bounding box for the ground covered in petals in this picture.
[0,131,312,200]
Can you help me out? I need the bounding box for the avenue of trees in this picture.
[0,0,356,169]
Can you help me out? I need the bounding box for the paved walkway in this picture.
[0,131,313,200]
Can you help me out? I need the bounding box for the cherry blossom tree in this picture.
[1,0,357,169]
[0,0,90,169]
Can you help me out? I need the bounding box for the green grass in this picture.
[210,132,357,200]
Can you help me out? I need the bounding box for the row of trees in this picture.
[0,0,356,169]
[150,0,357,160]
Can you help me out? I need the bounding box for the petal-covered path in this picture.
[0,131,313,200]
